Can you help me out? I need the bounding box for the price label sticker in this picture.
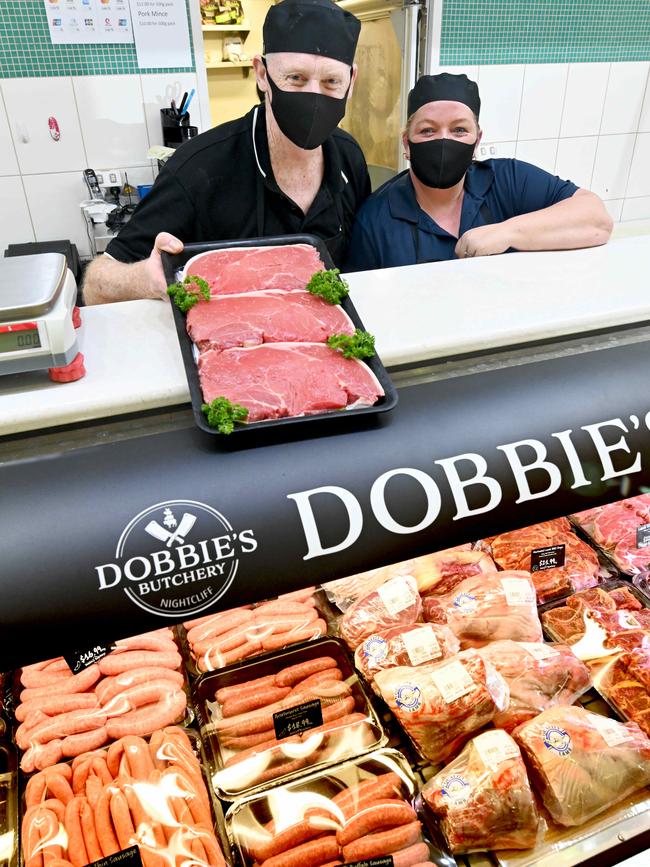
[520,642,559,660]
[377,576,416,617]
[501,577,535,607]
[531,544,566,572]
[474,729,520,768]
[273,699,323,740]
[636,523,650,549]
[89,846,144,867]
[402,625,442,666]
[64,642,115,674]
[591,714,631,748]
[430,660,475,704]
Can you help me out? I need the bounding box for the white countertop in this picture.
[1,235,649,437]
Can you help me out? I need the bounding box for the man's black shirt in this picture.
[106,104,371,268]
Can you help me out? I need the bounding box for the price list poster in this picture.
[43,0,134,44]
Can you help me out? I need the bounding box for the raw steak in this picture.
[478,640,591,730]
[573,494,650,575]
[489,519,600,603]
[339,575,422,650]
[198,342,384,422]
[416,549,497,597]
[184,244,324,294]
[374,650,509,765]
[422,730,540,853]
[354,622,460,685]
[443,570,543,647]
[514,705,650,826]
[600,648,650,736]
[186,289,354,352]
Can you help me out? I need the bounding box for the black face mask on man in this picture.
[263,58,350,150]
[407,137,475,189]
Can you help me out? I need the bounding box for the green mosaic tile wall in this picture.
[440,0,650,65]
[0,1,196,78]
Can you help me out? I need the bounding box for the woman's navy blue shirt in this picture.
[344,159,578,272]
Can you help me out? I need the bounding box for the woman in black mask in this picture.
[345,73,612,271]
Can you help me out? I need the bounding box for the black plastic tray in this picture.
[162,234,398,436]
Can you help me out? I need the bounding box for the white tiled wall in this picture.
[0,72,203,258]
[465,60,650,225]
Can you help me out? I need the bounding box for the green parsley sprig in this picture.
[327,329,376,359]
[167,275,210,313]
[201,396,249,434]
[306,269,349,305]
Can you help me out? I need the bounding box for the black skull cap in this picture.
[263,0,361,66]
[408,73,481,119]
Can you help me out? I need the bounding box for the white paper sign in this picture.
[430,660,475,704]
[402,625,442,666]
[131,0,192,69]
[44,0,133,44]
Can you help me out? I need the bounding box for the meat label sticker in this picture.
[273,698,323,740]
[402,625,442,666]
[64,642,116,673]
[474,729,520,768]
[362,635,389,663]
[377,576,417,617]
[520,642,559,660]
[440,774,471,804]
[343,858,394,867]
[89,846,144,867]
[591,714,632,748]
[530,544,566,572]
[501,577,535,607]
[636,523,650,549]
[430,661,475,703]
[542,725,572,756]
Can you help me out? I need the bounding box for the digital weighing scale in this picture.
[0,253,83,379]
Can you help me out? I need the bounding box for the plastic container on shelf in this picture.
[193,637,386,800]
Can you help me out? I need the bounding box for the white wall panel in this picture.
[555,137,598,189]
[560,63,610,138]
[591,134,636,200]
[0,176,35,250]
[515,139,557,174]
[626,133,650,199]
[476,65,524,142]
[23,172,92,257]
[518,64,568,141]
[600,62,649,135]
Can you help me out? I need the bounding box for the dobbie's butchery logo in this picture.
[94,500,257,617]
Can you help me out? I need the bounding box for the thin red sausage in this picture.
[332,773,404,819]
[98,650,181,676]
[42,772,74,805]
[261,620,326,651]
[391,843,431,867]
[215,673,276,705]
[110,789,136,850]
[63,797,89,867]
[261,834,339,867]
[94,786,120,857]
[79,798,103,863]
[61,726,108,758]
[105,689,186,739]
[221,685,292,718]
[341,820,422,862]
[337,799,417,846]
[96,667,184,705]
[274,657,338,687]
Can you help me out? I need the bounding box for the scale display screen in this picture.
[0,325,42,354]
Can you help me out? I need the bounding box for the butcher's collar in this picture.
[251,103,346,195]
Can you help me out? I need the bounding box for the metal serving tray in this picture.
[162,234,398,437]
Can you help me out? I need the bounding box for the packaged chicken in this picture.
[513,705,650,826]
[374,650,509,765]
[421,729,541,853]
[487,518,602,603]
[195,638,385,798]
[572,494,650,576]
[339,575,422,650]
[20,726,229,866]
[322,544,472,612]
[181,588,328,673]
[227,749,436,867]
[428,570,543,647]
[14,629,189,773]
[355,623,460,688]
[0,742,18,867]
[478,640,591,730]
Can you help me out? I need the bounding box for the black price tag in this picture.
[64,642,115,674]
[636,523,650,549]
[531,544,566,572]
[273,698,323,740]
[343,858,394,867]
[89,846,143,867]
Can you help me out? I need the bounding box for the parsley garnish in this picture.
[327,329,376,359]
[201,396,249,434]
[167,275,210,313]
[306,269,349,305]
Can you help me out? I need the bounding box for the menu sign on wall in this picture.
[44,0,134,44]
[131,0,192,69]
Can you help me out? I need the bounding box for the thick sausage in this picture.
[16,693,100,723]
[105,689,186,739]
[201,640,263,670]
[19,665,101,703]
[21,739,64,773]
[94,785,120,857]
[250,815,335,862]
[21,668,73,689]
[187,609,255,644]
[332,773,404,818]
[72,756,112,794]
[253,600,316,616]
[275,658,337,687]
[42,771,74,805]
[61,726,109,758]
[96,667,184,705]
[98,650,181,676]
[261,834,339,867]
[289,669,343,696]
[215,674,276,705]
[391,843,431,867]
[261,620,327,651]
[337,799,417,846]
[341,820,422,862]
[64,797,89,867]
[220,728,277,751]
[107,735,155,780]
[71,750,107,771]
[18,709,107,749]
[101,679,182,716]
[112,634,177,653]
[221,686,292,718]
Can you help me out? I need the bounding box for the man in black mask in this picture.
[84,0,369,304]
[345,73,612,271]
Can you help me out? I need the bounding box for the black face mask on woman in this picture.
[263,59,350,150]
[407,137,475,189]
